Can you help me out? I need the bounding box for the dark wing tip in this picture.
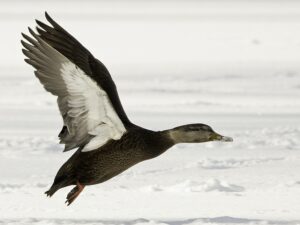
[20,39,29,48]
[45,11,51,21]
[35,19,42,25]
[21,33,28,44]
[28,26,35,34]
[28,27,40,40]
[45,11,54,23]
[22,48,29,56]
[44,11,63,31]
[24,58,31,64]
[36,18,52,31]
[21,32,37,46]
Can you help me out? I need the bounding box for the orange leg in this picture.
[65,181,85,206]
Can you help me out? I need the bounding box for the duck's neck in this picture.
[167,128,188,144]
[144,129,175,158]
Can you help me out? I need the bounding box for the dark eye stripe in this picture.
[181,124,212,132]
[188,128,200,131]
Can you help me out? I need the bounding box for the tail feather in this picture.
[45,185,60,197]
[45,175,74,198]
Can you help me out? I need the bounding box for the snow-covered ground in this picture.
[1,0,300,224]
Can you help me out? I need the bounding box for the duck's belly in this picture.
[74,146,148,185]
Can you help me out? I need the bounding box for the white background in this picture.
[0,1,300,224]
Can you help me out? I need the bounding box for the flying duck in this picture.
[21,12,233,205]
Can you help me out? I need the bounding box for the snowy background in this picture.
[1,0,300,224]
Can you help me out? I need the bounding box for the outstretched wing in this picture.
[21,12,130,152]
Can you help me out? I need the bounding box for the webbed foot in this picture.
[65,181,85,206]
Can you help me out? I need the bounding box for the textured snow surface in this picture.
[1,0,300,224]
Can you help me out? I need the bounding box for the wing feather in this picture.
[37,12,132,127]
[21,28,127,152]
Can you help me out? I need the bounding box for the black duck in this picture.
[21,12,233,205]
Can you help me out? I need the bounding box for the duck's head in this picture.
[168,123,233,144]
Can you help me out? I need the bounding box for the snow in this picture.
[1,0,300,224]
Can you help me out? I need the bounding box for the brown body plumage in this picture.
[21,12,233,205]
[46,127,173,196]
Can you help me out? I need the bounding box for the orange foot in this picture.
[65,181,85,206]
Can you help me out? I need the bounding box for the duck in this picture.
[21,12,233,205]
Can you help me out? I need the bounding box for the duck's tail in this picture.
[45,187,58,197]
[45,175,72,197]
[45,154,78,198]
[45,185,60,197]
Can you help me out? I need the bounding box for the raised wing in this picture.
[36,12,131,126]
[21,13,129,152]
